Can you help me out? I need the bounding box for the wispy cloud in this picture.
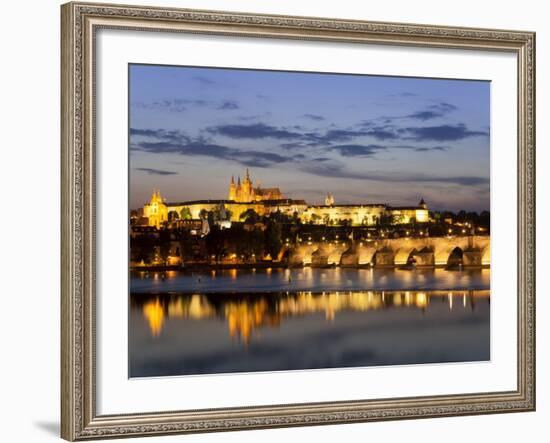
[217,100,239,110]
[207,123,303,140]
[303,114,325,121]
[401,124,488,142]
[328,144,387,157]
[132,128,294,168]
[135,167,178,176]
[301,161,489,186]
[191,76,216,86]
[133,98,240,113]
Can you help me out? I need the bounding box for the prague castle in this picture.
[228,169,284,202]
[142,170,429,228]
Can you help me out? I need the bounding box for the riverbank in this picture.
[130,262,490,272]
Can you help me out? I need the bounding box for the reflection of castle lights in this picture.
[143,299,164,337]
[416,292,428,308]
[140,290,490,340]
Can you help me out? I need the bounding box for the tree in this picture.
[180,207,192,220]
[168,210,179,222]
[239,208,259,223]
[379,213,394,226]
[205,225,226,262]
[264,221,283,259]
[158,229,171,265]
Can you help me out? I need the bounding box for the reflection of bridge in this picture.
[280,235,490,268]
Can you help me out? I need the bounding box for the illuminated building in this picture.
[139,170,429,228]
[142,189,168,228]
[228,168,284,202]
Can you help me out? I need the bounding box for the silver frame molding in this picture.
[61,2,536,440]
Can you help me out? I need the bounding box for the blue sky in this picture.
[129,64,490,212]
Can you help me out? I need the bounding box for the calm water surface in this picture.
[129,268,490,377]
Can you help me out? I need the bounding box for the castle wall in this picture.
[301,205,386,226]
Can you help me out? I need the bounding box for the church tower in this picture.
[240,168,255,202]
[228,176,237,201]
[144,189,168,228]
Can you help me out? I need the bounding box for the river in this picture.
[129,268,490,377]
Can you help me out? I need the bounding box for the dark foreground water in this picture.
[129,268,490,377]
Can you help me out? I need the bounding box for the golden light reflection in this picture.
[142,298,164,337]
[139,290,489,340]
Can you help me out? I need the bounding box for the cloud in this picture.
[405,102,458,121]
[191,76,216,86]
[279,142,311,150]
[402,124,488,142]
[301,161,489,186]
[134,167,178,176]
[256,94,271,101]
[204,120,474,148]
[131,128,293,168]
[363,128,399,140]
[329,144,387,157]
[131,98,207,113]
[132,98,241,113]
[406,110,444,121]
[305,128,399,145]
[207,123,303,140]
[303,114,325,121]
[430,102,457,113]
[217,101,239,110]
[130,128,191,144]
[414,146,448,152]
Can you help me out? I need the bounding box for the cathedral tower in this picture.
[228,176,237,201]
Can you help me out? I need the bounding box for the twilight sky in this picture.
[129,64,490,212]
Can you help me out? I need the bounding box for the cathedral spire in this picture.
[237,176,241,186]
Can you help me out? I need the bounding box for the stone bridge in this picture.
[280,235,490,268]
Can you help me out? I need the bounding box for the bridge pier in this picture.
[374,249,395,268]
[412,251,435,267]
[463,249,482,268]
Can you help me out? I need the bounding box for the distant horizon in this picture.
[130,64,490,212]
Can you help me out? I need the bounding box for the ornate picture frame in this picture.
[61,2,535,440]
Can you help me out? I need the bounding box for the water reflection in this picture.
[130,268,490,377]
[134,290,489,344]
[131,267,490,294]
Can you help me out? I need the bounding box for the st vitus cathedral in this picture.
[228,168,284,203]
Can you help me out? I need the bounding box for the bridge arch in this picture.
[357,246,377,265]
[394,247,417,266]
[446,246,464,268]
[311,248,328,266]
[373,247,395,268]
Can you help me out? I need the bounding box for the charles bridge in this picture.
[280,235,490,268]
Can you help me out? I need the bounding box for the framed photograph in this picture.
[61,1,536,440]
